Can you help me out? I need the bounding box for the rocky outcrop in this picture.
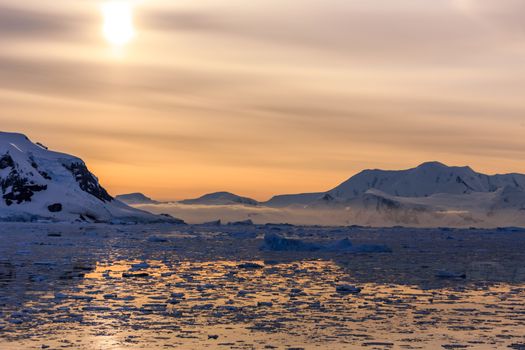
[63,162,113,202]
[1,153,47,206]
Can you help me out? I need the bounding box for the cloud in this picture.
[138,0,501,64]
[1,0,525,199]
[138,10,222,32]
[0,5,87,39]
[0,54,251,110]
[455,0,525,35]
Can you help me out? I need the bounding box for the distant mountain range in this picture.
[128,160,525,208]
[122,161,525,227]
[0,132,183,224]
[6,130,522,227]
[116,191,259,206]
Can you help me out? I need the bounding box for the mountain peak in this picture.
[180,191,259,206]
[116,193,159,205]
[0,131,29,140]
[0,132,34,152]
[416,161,448,169]
[416,161,473,172]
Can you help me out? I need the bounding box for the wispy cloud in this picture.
[0,5,88,39]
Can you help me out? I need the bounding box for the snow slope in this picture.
[0,132,183,223]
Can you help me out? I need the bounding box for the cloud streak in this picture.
[0,5,88,39]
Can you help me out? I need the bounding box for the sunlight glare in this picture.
[102,1,135,46]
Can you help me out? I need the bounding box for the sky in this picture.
[1,0,525,201]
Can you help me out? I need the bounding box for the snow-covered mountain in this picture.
[180,191,259,206]
[251,162,525,227]
[328,161,525,199]
[264,192,324,208]
[116,193,160,205]
[0,132,183,224]
[264,162,525,207]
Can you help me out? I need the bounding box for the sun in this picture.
[102,1,135,46]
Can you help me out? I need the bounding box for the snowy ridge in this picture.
[132,162,525,227]
[263,161,525,207]
[264,192,324,208]
[0,132,183,224]
[328,161,525,199]
[116,193,160,205]
[179,191,259,206]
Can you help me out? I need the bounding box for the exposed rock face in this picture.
[0,154,14,169]
[63,162,113,202]
[47,203,63,212]
[1,153,47,206]
[29,155,52,180]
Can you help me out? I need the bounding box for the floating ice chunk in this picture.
[130,262,150,270]
[147,236,168,243]
[261,233,321,252]
[197,283,216,291]
[122,272,149,278]
[228,219,254,226]
[435,270,466,279]
[261,233,391,253]
[336,285,362,294]
[257,301,273,307]
[170,292,185,299]
[237,262,264,269]
[54,292,69,299]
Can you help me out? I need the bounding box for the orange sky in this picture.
[1,0,525,201]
